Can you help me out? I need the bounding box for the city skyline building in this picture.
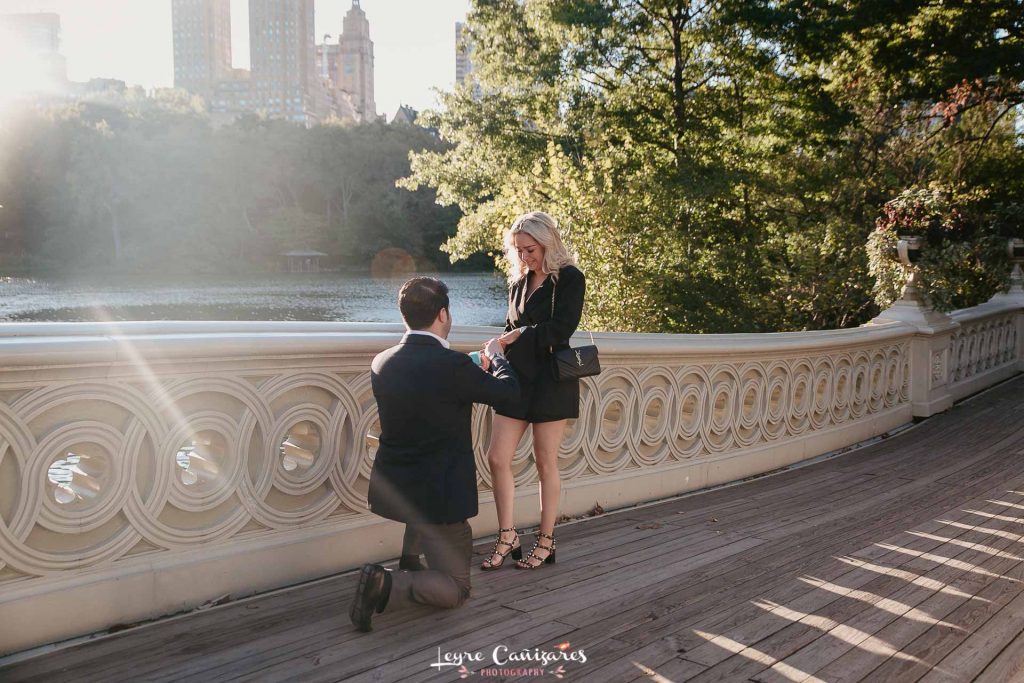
[455,21,473,87]
[0,12,68,88]
[314,39,359,122]
[337,0,375,120]
[315,39,341,86]
[2,0,470,118]
[208,67,252,124]
[248,0,320,124]
[171,0,232,101]
[391,103,417,125]
[6,3,448,126]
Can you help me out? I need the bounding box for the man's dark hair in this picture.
[399,277,450,330]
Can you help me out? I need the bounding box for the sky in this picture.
[0,0,470,117]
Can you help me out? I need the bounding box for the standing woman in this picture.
[481,211,585,571]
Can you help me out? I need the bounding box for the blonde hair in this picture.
[504,211,576,283]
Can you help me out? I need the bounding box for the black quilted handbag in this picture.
[549,278,601,382]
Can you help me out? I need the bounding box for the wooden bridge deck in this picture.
[3,375,1024,682]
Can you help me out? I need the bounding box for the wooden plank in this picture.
[579,639,699,683]
[276,497,937,683]
[753,499,1024,682]
[919,585,1024,682]
[0,581,356,682]
[142,525,715,682]
[973,624,1024,683]
[813,532,1024,681]
[347,619,575,682]
[747,424,1024,542]
[507,516,970,679]
[850,541,1024,680]
[676,491,1024,660]
[284,615,575,683]
[561,466,1024,633]
[542,464,1024,664]
[504,535,766,620]
[204,608,513,683]
[683,498,1021,671]
[683,528,1018,683]
[444,382,1019,679]
[14,518,679,683]
[623,470,865,526]
[625,655,708,682]
[493,636,643,683]
[629,467,1024,656]
[616,506,989,651]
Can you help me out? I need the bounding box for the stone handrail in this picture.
[0,301,1021,655]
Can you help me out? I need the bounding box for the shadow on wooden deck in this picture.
[3,375,1024,682]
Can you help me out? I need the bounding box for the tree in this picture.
[0,98,463,277]
[406,0,799,331]
[404,0,1023,332]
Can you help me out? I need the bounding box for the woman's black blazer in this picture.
[504,264,586,382]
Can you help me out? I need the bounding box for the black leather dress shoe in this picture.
[349,564,391,632]
[398,554,425,571]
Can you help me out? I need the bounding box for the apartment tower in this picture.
[249,0,318,123]
[0,13,68,86]
[171,0,232,100]
[455,21,474,86]
[338,0,375,120]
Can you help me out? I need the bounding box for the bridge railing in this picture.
[947,303,1021,400]
[0,297,1021,655]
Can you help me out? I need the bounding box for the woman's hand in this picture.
[498,328,522,347]
[484,338,504,359]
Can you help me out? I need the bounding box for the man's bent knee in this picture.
[451,580,471,608]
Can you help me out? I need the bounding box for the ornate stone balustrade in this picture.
[947,304,1021,400]
[0,305,1020,655]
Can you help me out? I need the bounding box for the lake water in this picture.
[0,272,509,326]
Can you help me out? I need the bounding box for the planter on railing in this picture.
[1005,238,1024,295]
[888,235,925,265]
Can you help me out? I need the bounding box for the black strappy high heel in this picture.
[481,527,521,570]
[515,531,556,569]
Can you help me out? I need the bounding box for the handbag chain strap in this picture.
[550,275,596,347]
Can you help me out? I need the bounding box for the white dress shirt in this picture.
[406,329,451,349]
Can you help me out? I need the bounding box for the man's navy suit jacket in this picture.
[367,333,519,524]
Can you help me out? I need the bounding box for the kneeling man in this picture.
[350,277,518,631]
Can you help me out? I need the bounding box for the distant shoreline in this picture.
[0,271,507,326]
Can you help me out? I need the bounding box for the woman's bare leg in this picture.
[520,419,567,566]
[484,414,529,566]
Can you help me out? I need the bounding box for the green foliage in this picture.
[404,0,1023,332]
[0,95,460,276]
[760,0,1023,107]
[405,0,792,331]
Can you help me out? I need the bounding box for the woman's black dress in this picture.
[495,264,586,423]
